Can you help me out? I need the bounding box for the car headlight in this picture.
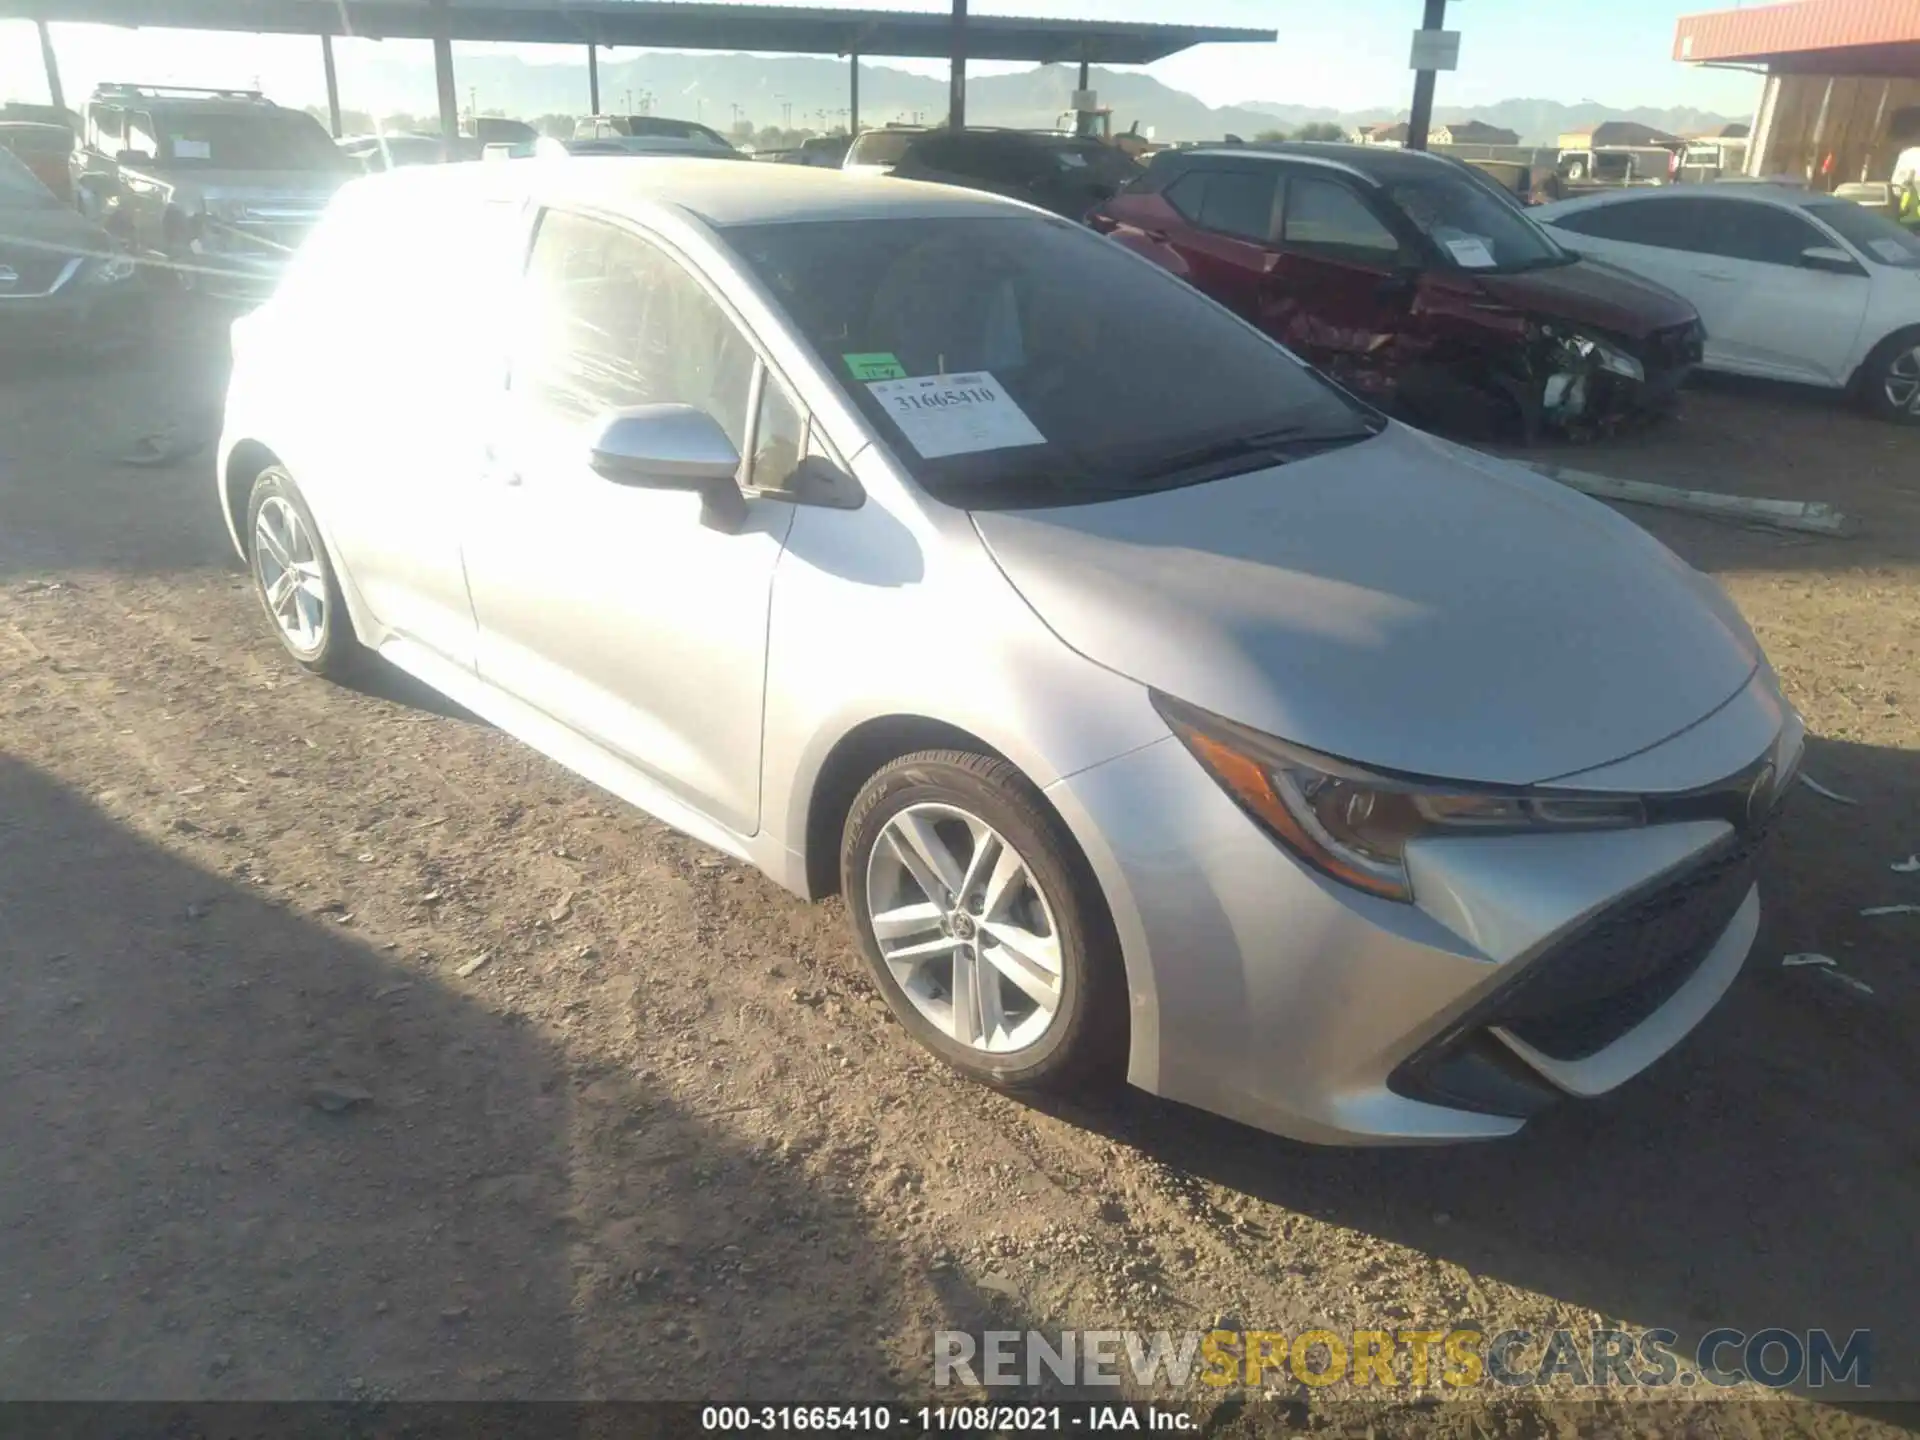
[1153,692,1645,903]
[1527,323,1646,383]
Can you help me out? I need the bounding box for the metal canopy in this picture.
[0,0,1274,64]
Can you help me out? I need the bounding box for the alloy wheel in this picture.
[253,495,328,656]
[864,802,1064,1054]
[1885,344,1920,415]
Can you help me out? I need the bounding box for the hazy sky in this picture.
[0,0,1763,119]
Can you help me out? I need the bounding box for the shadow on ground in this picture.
[0,754,1009,1400]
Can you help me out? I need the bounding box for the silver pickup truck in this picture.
[72,83,354,301]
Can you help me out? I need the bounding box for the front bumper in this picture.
[1045,680,1791,1146]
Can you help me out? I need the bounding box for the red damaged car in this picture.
[1088,142,1704,440]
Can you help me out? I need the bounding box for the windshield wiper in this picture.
[1125,419,1385,489]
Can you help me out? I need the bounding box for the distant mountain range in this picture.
[325,53,1741,146]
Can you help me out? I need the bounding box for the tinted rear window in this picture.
[723,214,1371,508]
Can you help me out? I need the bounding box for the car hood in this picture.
[971,424,1759,786]
[1470,256,1696,338]
[0,201,110,251]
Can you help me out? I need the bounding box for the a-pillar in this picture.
[37,20,65,113]
[321,33,342,137]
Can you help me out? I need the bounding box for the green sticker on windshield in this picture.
[844,352,908,381]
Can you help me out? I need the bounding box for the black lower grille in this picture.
[1489,820,1770,1061]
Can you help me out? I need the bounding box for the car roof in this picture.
[1162,140,1469,185]
[1539,182,1819,215]
[360,153,1033,228]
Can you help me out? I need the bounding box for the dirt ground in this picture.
[0,299,1915,1431]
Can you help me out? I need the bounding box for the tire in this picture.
[841,749,1128,1094]
[1857,327,1920,424]
[244,466,361,680]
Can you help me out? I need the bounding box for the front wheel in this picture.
[1859,328,1920,424]
[841,750,1127,1093]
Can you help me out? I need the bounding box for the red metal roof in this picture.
[1674,0,1920,63]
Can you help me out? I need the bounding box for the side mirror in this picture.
[1799,244,1860,275]
[587,404,748,533]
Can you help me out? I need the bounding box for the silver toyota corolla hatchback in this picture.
[218,159,1801,1144]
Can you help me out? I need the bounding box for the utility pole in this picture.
[1405,0,1454,152]
[949,0,967,129]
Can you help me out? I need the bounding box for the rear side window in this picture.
[1550,197,1703,251]
[1204,171,1279,242]
[1161,169,1278,242]
[1689,199,1828,267]
[516,210,757,444]
[1281,176,1401,264]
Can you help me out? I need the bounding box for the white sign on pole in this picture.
[1409,28,1461,71]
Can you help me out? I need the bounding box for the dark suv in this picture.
[72,83,354,300]
[1090,142,1704,438]
[890,128,1143,222]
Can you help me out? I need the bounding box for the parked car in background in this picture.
[0,119,77,202]
[1556,146,1678,191]
[220,159,1801,1146]
[1090,142,1703,439]
[1535,184,1920,422]
[0,146,145,349]
[888,128,1142,220]
[72,83,355,300]
[1832,181,1899,221]
[775,135,852,168]
[339,133,484,172]
[547,136,753,161]
[843,125,927,177]
[574,115,736,153]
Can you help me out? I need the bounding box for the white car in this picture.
[842,126,923,177]
[1534,184,1920,422]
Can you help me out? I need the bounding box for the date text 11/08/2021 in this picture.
[702,1406,1191,1432]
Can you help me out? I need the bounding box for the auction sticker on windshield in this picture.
[1869,238,1912,263]
[1445,236,1497,268]
[844,352,908,381]
[866,372,1046,459]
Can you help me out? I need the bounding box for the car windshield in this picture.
[848,130,919,166]
[1805,199,1920,269]
[162,111,354,171]
[723,215,1378,508]
[1388,174,1570,271]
